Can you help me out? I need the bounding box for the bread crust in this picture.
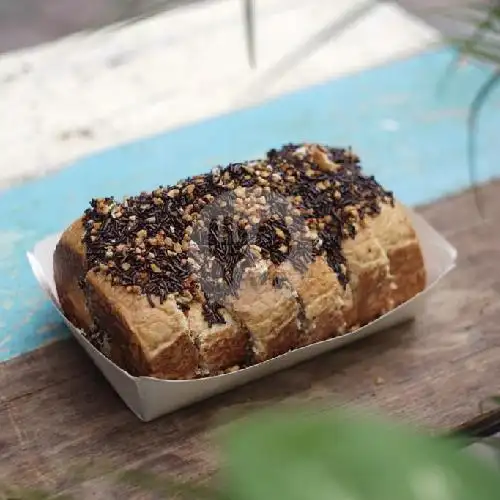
[53,219,93,332]
[368,202,426,306]
[86,271,199,379]
[53,146,427,379]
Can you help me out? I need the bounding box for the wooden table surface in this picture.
[2,181,500,495]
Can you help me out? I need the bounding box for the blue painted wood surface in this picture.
[1,47,500,362]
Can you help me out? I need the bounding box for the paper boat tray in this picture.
[28,210,457,422]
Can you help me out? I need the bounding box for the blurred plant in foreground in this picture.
[3,406,500,499]
[445,1,500,215]
[242,0,500,214]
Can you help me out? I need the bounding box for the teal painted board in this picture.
[1,47,499,361]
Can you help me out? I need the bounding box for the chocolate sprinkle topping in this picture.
[82,144,394,324]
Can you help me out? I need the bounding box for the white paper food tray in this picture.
[27,210,457,422]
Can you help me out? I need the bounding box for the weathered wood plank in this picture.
[417,179,500,235]
[2,183,500,493]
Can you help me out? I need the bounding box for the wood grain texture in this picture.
[2,181,500,494]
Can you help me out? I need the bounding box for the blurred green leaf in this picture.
[466,68,500,216]
[450,39,500,65]
[479,436,500,452]
[454,4,500,53]
[438,1,500,216]
[439,3,500,88]
[4,408,500,499]
[220,408,500,500]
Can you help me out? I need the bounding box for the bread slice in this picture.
[187,302,247,374]
[342,221,393,328]
[368,202,426,307]
[280,257,352,347]
[224,259,300,362]
[86,271,199,379]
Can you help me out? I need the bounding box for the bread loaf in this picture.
[53,143,426,379]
